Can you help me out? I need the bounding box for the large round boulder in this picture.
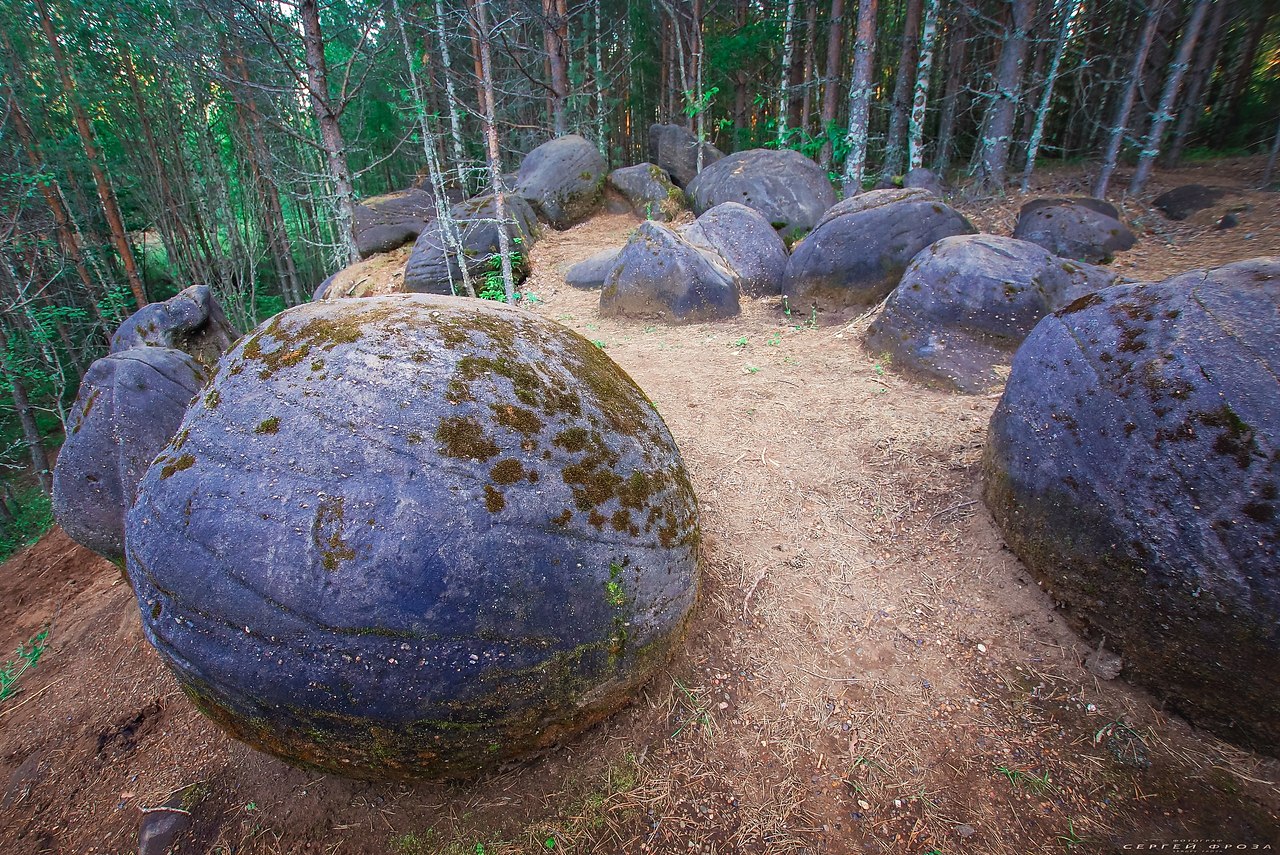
[686,149,836,238]
[607,163,683,221]
[681,202,788,297]
[111,284,237,372]
[514,135,607,229]
[125,296,700,779]
[902,167,946,197]
[402,194,538,295]
[354,189,439,259]
[1012,199,1135,263]
[866,235,1121,392]
[600,222,740,322]
[52,348,209,563]
[648,124,724,188]
[783,189,975,308]
[983,258,1280,752]
[1152,184,1231,221]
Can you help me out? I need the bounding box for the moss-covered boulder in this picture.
[53,348,210,563]
[514,135,607,229]
[783,189,975,309]
[865,235,1120,392]
[983,258,1280,752]
[111,284,237,372]
[125,295,700,780]
[607,163,683,221]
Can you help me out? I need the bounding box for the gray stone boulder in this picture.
[1012,199,1135,263]
[687,149,836,238]
[111,284,237,372]
[52,348,209,563]
[783,189,976,308]
[903,168,946,197]
[1152,184,1231,221]
[565,248,622,290]
[983,258,1280,753]
[648,124,724,188]
[600,222,740,322]
[866,235,1121,392]
[403,194,538,295]
[608,164,683,221]
[353,189,439,259]
[125,295,700,779]
[1020,196,1120,220]
[682,202,788,297]
[514,135,607,229]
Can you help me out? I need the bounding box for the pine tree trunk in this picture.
[1093,0,1164,198]
[841,0,879,194]
[32,0,147,309]
[881,0,925,179]
[299,0,360,267]
[1163,0,1230,167]
[593,0,608,158]
[0,326,51,495]
[469,0,516,302]
[800,0,819,132]
[1021,0,1082,191]
[542,0,570,136]
[1213,5,1271,137]
[906,0,940,171]
[973,0,1037,192]
[1128,0,1210,195]
[932,8,968,173]
[817,0,845,169]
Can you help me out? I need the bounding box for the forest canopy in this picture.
[0,0,1277,521]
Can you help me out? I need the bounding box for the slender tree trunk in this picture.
[818,0,845,169]
[1163,0,1229,167]
[800,0,818,132]
[692,0,706,169]
[842,0,879,194]
[542,0,570,135]
[778,0,798,144]
[432,0,470,191]
[1129,0,1210,195]
[593,0,607,157]
[1093,0,1164,197]
[32,0,147,309]
[933,8,968,173]
[299,0,360,266]
[1261,115,1280,188]
[973,0,1037,192]
[881,0,925,179]
[1021,0,1082,191]
[907,0,940,171]
[469,0,516,302]
[1213,6,1272,137]
[0,326,51,495]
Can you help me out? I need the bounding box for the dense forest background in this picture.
[0,0,1277,552]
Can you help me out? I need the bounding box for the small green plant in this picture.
[591,339,606,349]
[0,625,50,705]
[478,237,526,302]
[1057,818,1084,850]
[745,365,759,374]
[671,676,715,738]
[243,801,258,812]
[766,332,781,346]
[730,336,748,348]
[996,765,1054,794]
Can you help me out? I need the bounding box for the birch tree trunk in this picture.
[1020,0,1082,191]
[32,0,147,309]
[881,0,925,179]
[299,0,361,267]
[469,0,516,302]
[1093,0,1164,197]
[434,0,470,190]
[1128,0,1210,195]
[841,0,878,194]
[778,0,798,144]
[394,0,475,297]
[973,0,1037,192]
[817,0,844,169]
[1163,0,1229,168]
[907,0,940,171]
[593,0,607,157]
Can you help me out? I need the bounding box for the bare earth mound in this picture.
[1,160,1277,854]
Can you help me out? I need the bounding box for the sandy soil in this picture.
[1,159,1277,855]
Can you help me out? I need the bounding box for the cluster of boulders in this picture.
[52,286,236,562]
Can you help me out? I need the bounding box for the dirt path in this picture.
[1,160,1277,854]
